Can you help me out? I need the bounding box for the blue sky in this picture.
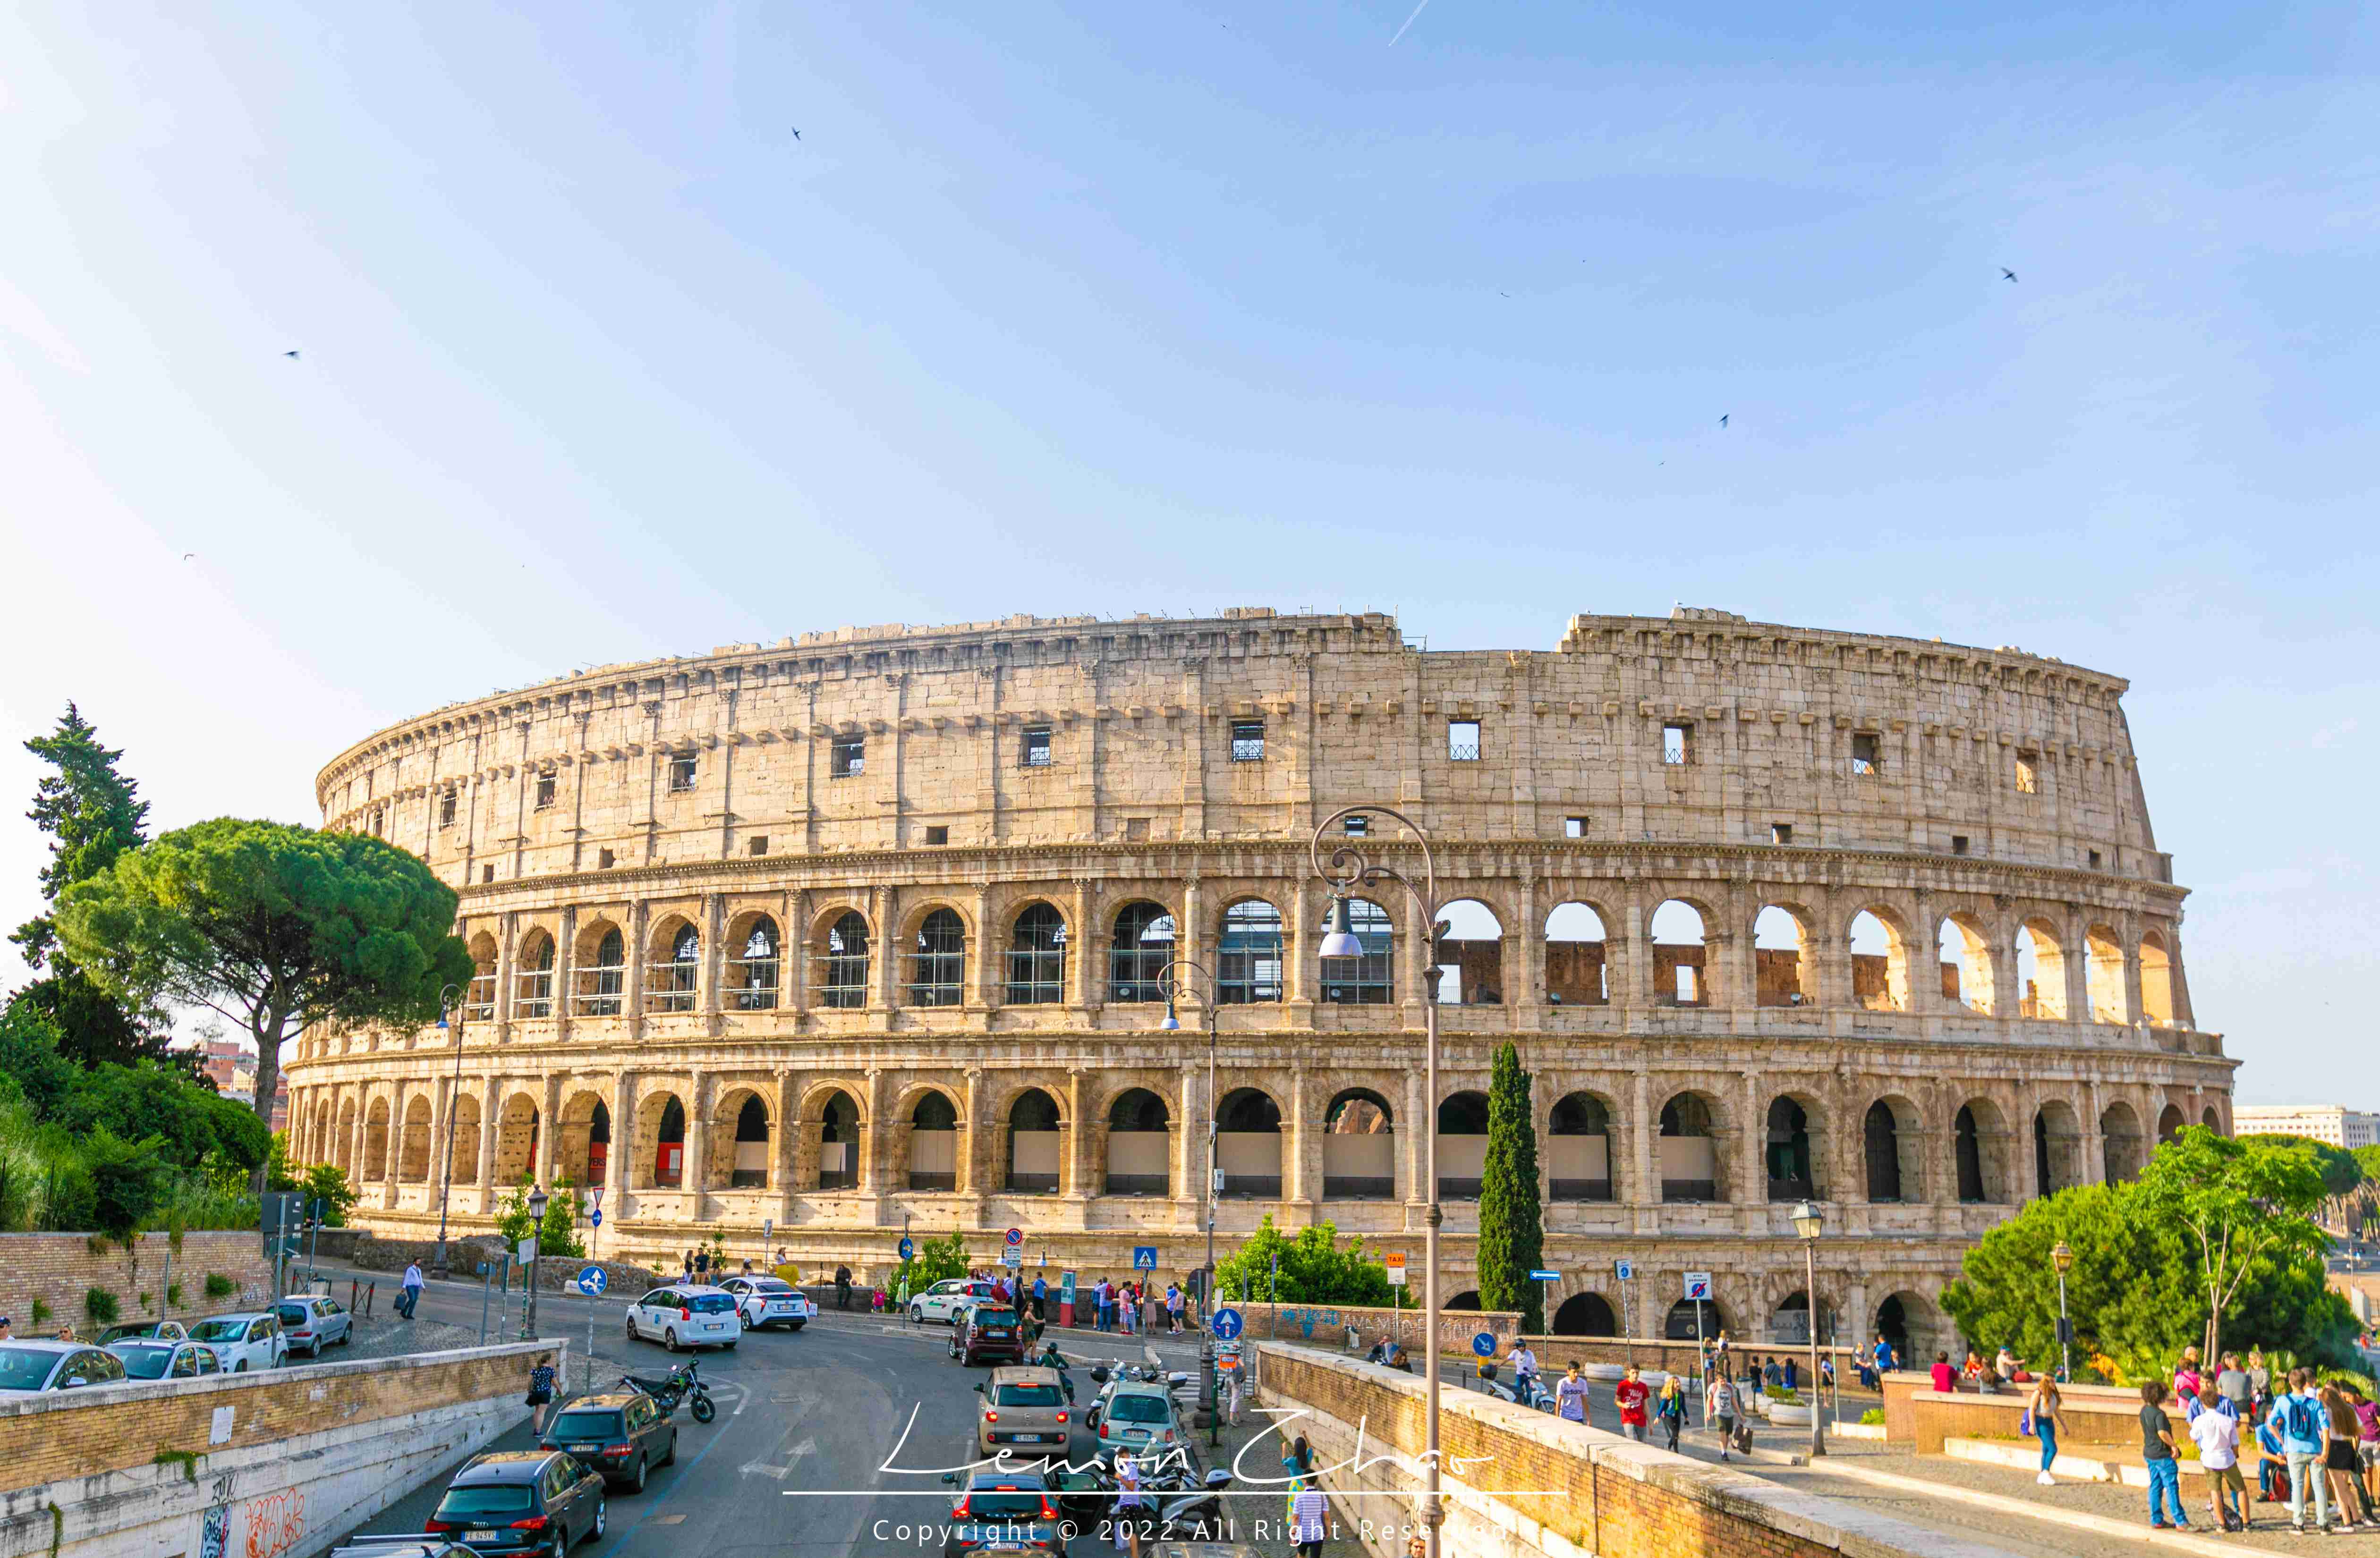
[0,1,2373,1100]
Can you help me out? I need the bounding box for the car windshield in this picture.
[189,1320,248,1342]
[99,1324,161,1344]
[995,1382,1062,1406]
[964,1491,1049,1518]
[0,1349,59,1391]
[434,1485,534,1517]
[1107,1394,1170,1423]
[686,1295,733,1314]
[549,1410,623,1439]
[115,1346,177,1380]
[275,1306,309,1325]
[748,1279,791,1294]
[972,1309,1016,1327]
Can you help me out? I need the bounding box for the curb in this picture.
[1798,1455,2253,1558]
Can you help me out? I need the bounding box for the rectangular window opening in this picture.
[1447,720,1480,761]
[924,825,949,847]
[831,736,865,778]
[2015,752,2039,793]
[1343,813,1369,837]
[1124,817,1150,841]
[2088,849,2102,870]
[481,865,495,884]
[1019,725,1053,768]
[1563,815,1587,838]
[598,848,614,869]
[1229,720,1266,762]
[1951,835,1969,856]
[748,836,768,857]
[1851,732,1882,776]
[667,754,697,793]
[534,771,557,810]
[1771,822,1793,845]
[439,789,458,828]
[1662,723,1692,765]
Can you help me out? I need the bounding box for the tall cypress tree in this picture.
[1476,1040,1546,1332]
[8,704,168,1067]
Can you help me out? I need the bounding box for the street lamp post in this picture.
[1160,956,1222,1449]
[1311,805,1445,1558]
[431,982,466,1280]
[521,1185,549,1341]
[2050,1241,2074,1383]
[1790,1199,1826,1458]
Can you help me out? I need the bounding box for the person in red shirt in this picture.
[1615,1363,1652,1441]
[1930,1351,1959,1393]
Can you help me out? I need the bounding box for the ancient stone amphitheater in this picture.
[287,606,2229,1354]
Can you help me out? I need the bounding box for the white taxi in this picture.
[718,1276,813,1331]
[909,1278,997,1326]
[626,1285,740,1352]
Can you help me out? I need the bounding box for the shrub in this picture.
[30,1298,51,1325]
[137,1291,152,1312]
[1860,1407,1886,1426]
[85,1288,118,1326]
[166,1282,184,1309]
[203,1272,235,1299]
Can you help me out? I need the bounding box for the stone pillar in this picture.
[1622,898,1653,1006]
[960,1069,983,1196]
[2062,912,2092,1027]
[1813,932,1851,1010]
[1991,919,2022,1020]
[1179,880,1203,1002]
[1287,880,1315,1010]
[685,1071,710,1210]
[607,1071,636,1207]
[875,886,900,1012]
[2119,911,2145,1027]
[1071,880,1097,1010]
[971,887,998,1009]
[477,1076,500,1194]
[1632,1071,1656,1210]
[701,891,725,1015]
[1064,1069,1091,1199]
[626,899,649,1028]
[555,906,578,1036]
[1286,1072,1313,1211]
[864,1070,892,1194]
[773,1070,798,1194]
[1401,1066,1426,1211]
[1402,888,1430,1016]
[1740,1071,1766,1207]
[495,915,517,1029]
[1513,875,1541,1018]
[1176,1063,1204,1224]
[2083,1081,2107,1185]
[539,1074,564,1186]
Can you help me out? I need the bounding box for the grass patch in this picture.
[153,1449,199,1483]
[29,1299,50,1327]
[85,1289,119,1327]
[204,1272,236,1300]
[166,1282,185,1309]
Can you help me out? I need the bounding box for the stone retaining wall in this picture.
[0,1231,272,1338]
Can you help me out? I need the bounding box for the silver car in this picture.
[0,1341,129,1392]
[106,1338,223,1381]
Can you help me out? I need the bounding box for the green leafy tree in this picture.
[913,1228,970,1286]
[300,1164,358,1226]
[81,1126,171,1241]
[8,705,169,1068]
[48,1061,267,1172]
[55,820,475,1178]
[1476,1041,1545,1332]
[1215,1217,1392,1305]
[494,1175,539,1246]
[2138,1126,2331,1360]
[0,1002,79,1118]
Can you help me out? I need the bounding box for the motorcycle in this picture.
[622,1358,717,1424]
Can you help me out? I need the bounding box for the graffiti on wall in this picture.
[240,1489,306,1558]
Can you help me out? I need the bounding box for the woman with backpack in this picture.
[1657,1374,1687,1451]
[2027,1373,2065,1485]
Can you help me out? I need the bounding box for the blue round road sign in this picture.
[1470,1331,1497,1359]
[589,1209,602,1228]
[1212,1306,1244,1340]
[1004,1226,1024,1248]
[898,1236,915,1260]
[576,1266,607,1296]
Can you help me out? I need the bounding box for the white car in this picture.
[186,1312,288,1372]
[909,1279,996,1326]
[106,1338,224,1381]
[718,1276,813,1331]
[625,1285,740,1352]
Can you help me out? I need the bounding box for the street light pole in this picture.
[1312,806,1443,1558]
[2051,1241,2074,1383]
[1790,1198,1826,1458]
[1160,956,1223,1449]
[431,982,465,1280]
[521,1185,549,1341]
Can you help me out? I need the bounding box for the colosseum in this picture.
[286,605,2231,1355]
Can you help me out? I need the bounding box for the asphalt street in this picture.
[334,1272,1336,1558]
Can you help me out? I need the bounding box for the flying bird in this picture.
[790,127,800,140]
[1719,414,1729,428]
[2000,268,2017,282]
[182,553,195,562]
[284,349,299,359]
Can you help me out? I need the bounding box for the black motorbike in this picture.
[622,1358,717,1424]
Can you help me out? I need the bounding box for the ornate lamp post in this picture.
[1160,955,1222,1448]
[2050,1241,2074,1383]
[1311,805,1445,1558]
[1790,1198,1826,1458]
[431,982,465,1279]
[521,1185,549,1340]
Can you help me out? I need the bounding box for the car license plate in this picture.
[467,1530,499,1541]
[1127,1428,1148,1439]
[570,1442,599,1452]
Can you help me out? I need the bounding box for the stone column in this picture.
[1622,898,1653,1006]
[1739,1071,1766,1207]
[1286,1072,1314,1212]
[607,1071,636,1208]
[1513,875,1541,1018]
[2062,912,2092,1027]
[2119,911,2145,1027]
[2083,1081,2107,1185]
[539,1074,564,1186]
[773,1070,798,1196]
[1179,879,1203,1002]
[1401,887,1429,1016]
[1176,1063,1204,1224]
[685,1071,711,1210]
[701,891,725,1016]
[1632,1071,1656,1211]
[1401,1066,1426,1212]
[1287,880,1315,1010]
[555,906,578,1037]
[477,1077,501,1195]
[1071,880,1097,1010]
[971,887,997,1008]
[1813,932,1851,1010]
[875,886,900,1012]
[1064,1069,1091,1199]
[960,1068,983,1196]
[495,914,518,1029]
[784,889,809,1015]
[627,899,649,1032]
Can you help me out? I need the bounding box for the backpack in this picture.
[2278,1393,2320,1444]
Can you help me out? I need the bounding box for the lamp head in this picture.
[436,1012,449,1031]
[527,1186,549,1219]
[1318,894,1364,959]
[1789,1199,1823,1241]
[1162,992,1181,1032]
[2050,1240,2073,1273]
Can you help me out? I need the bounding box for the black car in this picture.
[940,1471,1066,1558]
[538,1389,678,1492]
[423,1450,606,1557]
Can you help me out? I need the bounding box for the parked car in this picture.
[275,1295,353,1356]
[537,1389,677,1492]
[939,1470,1066,1558]
[329,1538,480,1558]
[187,1312,288,1372]
[973,1366,1071,1456]
[1091,1380,1182,1463]
[97,1320,189,1346]
[624,1286,738,1352]
[948,1305,1026,1367]
[105,1338,222,1381]
[910,1278,996,1325]
[717,1276,813,1331]
[423,1449,606,1556]
[0,1341,129,1393]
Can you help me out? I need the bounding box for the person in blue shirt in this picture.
[2254,1413,2288,1504]
[2277,1367,2335,1532]
[1030,1274,1048,1323]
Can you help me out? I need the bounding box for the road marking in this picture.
[740,1461,790,1480]
[788,1436,816,1466]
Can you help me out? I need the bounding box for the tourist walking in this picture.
[2321,1382,2366,1532]
[1706,1371,1741,1462]
[1616,1364,1651,1442]
[2190,1384,2246,1531]
[1555,1361,1590,1427]
[400,1260,424,1321]
[1287,1477,1330,1558]
[1111,1452,1145,1558]
[1032,1273,1048,1322]
[1658,1374,1686,1451]
[834,1263,852,1310]
[1165,1281,1183,1335]
[2139,1380,2189,1530]
[2027,1373,2064,1485]
[2278,1367,2334,1533]
[2352,1384,2380,1510]
[525,1357,557,1435]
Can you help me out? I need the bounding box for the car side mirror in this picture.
[972,1382,985,1393]
[940,1473,958,1486]
[63,1377,85,1389]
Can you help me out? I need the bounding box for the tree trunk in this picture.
[248,1008,289,1195]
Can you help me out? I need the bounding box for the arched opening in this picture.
[514,932,555,1019]
[1441,1291,1482,1312]
[398,1096,432,1181]
[362,1099,391,1182]
[2085,924,2127,1023]
[1864,1100,1904,1202]
[1659,1093,1719,1203]
[449,1092,481,1184]
[1322,1089,1394,1200]
[2157,1103,2186,1144]
[1770,1291,1811,1346]
[1766,1097,1816,1202]
[334,1099,357,1175]
[1436,1090,1491,1200]
[2016,920,2067,1019]
[816,1090,860,1190]
[1938,914,1996,1014]
[465,933,499,1020]
[1006,903,1068,1004]
[1954,1101,2004,1204]
[1318,898,1393,1004]
[2140,932,2176,1026]
[729,917,780,1010]
[1108,902,1176,1003]
[1214,1087,1279,1199]
[647,921,700,1013]
[1849,909,1909,1012]
[907,908,966,1007]
[640,1095,686,1188]
[908,1091,960,1192]
[818,910,871,1008]
[575,923,625,1016]
[2034,1100,2082,1194]
[1007,1089,1062,1193]
[559,1092,610,1188]
[1553,1292,1618,1337]
[494,1094,538,1184]
[729,1094,771,1187]
[1107,1088,1174,1196]
[2202,1105,2221,1132]
[1548,1092,1614,1202]
[2100,1100,2144,1183]
[1433,900,1504,1006]
[1664,1297,1724,1341]
[1543,902,1608,1006]
[1876,1291,1942,1363]
[1216,899,1284,1004]
[1650,900,1708,1006]
[1754,906,1813,1007]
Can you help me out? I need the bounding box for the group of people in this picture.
[1076,1274,1191,1334]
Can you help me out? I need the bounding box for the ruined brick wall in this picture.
[0,1232,272,1338]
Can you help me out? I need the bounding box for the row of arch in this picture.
[457,893,2187,1025]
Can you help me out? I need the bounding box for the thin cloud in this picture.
[1388,0,1432,47]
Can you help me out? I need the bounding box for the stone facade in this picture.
[285,606,2232,1355]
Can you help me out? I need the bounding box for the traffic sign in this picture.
[1528,1269,1561,1282]
[1384,1251,1407,1287]
[589,1186,603,1209]
[763,1218,774,1242]
[1132,1245,1158,1271]
[575,1266,607,1297]
[1470,1332,1497,1359]
[1004,1227,1024,1248]
[589,1209,603,1228]
[1001,1248,1022,1267]
[1212,1306,1244,1340]
[898,1236,915,1261]
[1614,1259,1634,1282]
[1683,1271,1713,1301]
